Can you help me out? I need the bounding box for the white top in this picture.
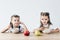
[7,26,24,33]
[43,24,59,30]
[42,24,59,33]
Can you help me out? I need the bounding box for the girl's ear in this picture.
[19,22,21,24]
[48,18,50,22]
[20,22,24,24]
[19,21,22,24]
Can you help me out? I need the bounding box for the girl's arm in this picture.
[38,27,44,31]
[20,22,28,31]
[33,27,44,33]
[1,25,11,33]
[50,28,59,33]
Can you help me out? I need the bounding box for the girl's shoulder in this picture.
[49,24,59,29]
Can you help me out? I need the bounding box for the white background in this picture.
[0,0,60,32]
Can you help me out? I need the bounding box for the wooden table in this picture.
[0,32,60,40]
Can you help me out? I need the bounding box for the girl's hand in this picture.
[1,24,10,33]
[39,27,44,31]
[20,22,28,31]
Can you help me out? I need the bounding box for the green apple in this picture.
[35,30,42,36]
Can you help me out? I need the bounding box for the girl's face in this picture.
[40,16,49,25]
[11,17,20,27]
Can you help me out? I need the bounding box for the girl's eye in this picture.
[42,19,44,20]
[14,20,16,21]
[45,19,47,20]
[17,20,19,21]
[14,20,19,22]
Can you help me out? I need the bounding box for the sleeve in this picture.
[49,24,59,30]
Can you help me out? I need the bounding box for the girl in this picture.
[1,15,28,34]
[34,12,59,34]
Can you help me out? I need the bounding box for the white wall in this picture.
[0,0,60,32]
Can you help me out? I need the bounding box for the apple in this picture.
[35,30,42,36]
[24,30,30,36]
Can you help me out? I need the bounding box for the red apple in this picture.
[24,31,30,36]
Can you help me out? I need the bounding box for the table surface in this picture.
[0,32,60,40]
